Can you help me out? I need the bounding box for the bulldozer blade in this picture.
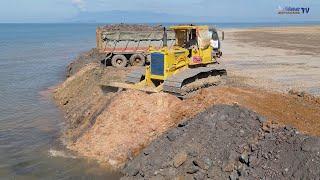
[100,82,162,94]
[100,82,124,94]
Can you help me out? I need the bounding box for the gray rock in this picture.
[167,133,177,141]
[229,170,239,180]
[257,116,267,123]
[193,157,213,170]
[223,161,235,172]
[193,170,207,180]
[150,175,165,180]
[301,138,320,152]
[126,168,139,176]
[207,166,223,178]
[239,152,249,165]
[187,149,198,158]
[186,164,199,174]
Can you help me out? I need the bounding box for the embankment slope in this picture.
[54,62,320,169]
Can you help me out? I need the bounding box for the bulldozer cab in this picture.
[170,25,214,64]
[171,26,197,49]
[171,26,211,48]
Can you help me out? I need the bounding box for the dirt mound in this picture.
[188,87,320,136]
[68,91,184,168]
[122,105,320,179]
[66,48,105,78]
[53,64,130,142]
[54,62,320,170]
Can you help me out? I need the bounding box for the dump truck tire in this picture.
[218,51,222,58]
[111,55,128,68]
[129,54,146,66]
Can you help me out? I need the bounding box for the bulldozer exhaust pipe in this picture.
[163,27,167,47]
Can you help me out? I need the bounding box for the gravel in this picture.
[121,105,320,179]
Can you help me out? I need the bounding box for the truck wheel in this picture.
[111,55,128,68]
[129,54,146,66]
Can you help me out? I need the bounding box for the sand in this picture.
[222,26,320,96]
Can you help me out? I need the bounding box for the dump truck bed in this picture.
[96,24,175,54]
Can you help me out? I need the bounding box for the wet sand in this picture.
[222,26,320,95]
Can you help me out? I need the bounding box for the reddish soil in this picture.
[188,86,320,136]
[63,85,320,168]
[68,91,183,168]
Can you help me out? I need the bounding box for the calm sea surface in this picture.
[0,24,121,179]
[0,22,319,179]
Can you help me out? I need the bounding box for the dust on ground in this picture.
[122,105,320,179]
[222,26,320,95]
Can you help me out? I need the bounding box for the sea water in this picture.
[0,23,120,179]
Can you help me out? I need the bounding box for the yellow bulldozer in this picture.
[105,25,227,97]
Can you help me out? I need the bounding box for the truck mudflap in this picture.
[163,65,227,97]
[126,67,146,84]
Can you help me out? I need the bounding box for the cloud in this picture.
[72,0,86,11]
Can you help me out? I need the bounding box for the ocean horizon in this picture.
[1,21,320,29]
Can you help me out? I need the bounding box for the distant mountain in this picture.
[67,10,320,24]
[69,10,214,23]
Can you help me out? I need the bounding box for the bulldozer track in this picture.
[163,65,227,97]
[180,76,226,97]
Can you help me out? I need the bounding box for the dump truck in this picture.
[96,24,223,68]
[96,24,175,68]
[103,25,227,97]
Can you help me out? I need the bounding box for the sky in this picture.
[0,0,319,23]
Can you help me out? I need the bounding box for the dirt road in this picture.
[222,26,320,95]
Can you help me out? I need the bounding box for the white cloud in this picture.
[72,0,86,11]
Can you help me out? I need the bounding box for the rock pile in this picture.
[122,105,320,179]
[99,24,164,31]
